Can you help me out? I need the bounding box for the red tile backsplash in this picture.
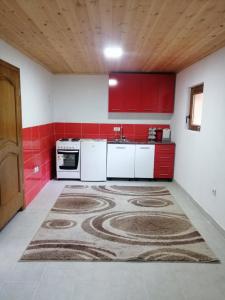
[54,122,65,135]
[122,124,135,139]
[22,123,54,206]
[65,123,82,136]
[22,121,170,207]
[81,123,100,138]
[52,122,169,142]
[53,122,170,141]
[99,124,115,134]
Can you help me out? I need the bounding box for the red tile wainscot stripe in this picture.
[53,122,170,141]
[22,123,54,206]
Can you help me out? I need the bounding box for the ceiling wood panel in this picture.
[0,0,225,73]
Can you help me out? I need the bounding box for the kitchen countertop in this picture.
[107,139,175,145]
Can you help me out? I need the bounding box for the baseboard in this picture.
[173,179,225,240]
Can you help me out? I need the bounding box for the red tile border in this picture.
[52,122,169,141]
[81,123,100,137]
[54,122,65,135]
[65,123,82,136]
[22,123,54,207]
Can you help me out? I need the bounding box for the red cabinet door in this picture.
[158,74,175,113]
[108,74,124,112]
[122,74,141,112]
[109,73,141,112]
[140,74,160,112]
[154,144,175,179]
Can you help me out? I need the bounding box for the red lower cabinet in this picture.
[154,144,175,179]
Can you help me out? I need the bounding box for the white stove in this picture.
[56,138,80,179]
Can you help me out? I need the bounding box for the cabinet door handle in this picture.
[140,147,150,149]
[116,146,126,149]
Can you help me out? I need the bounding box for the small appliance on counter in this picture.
[162,128,171,142]
[155,129,163,142]
[81,139,107,181]
[56,138,81,179]
[148,128,156,141]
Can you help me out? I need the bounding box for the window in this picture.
[188,84,204,131]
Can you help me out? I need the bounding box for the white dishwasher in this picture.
[81,139,107,181]
[107,144,136,178]
[134,144,155,178]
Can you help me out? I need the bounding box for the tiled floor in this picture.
[0,180,225,300]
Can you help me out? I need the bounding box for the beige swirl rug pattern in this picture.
[21,185,219,262]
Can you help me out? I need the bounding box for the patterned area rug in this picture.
[21,185,219,262]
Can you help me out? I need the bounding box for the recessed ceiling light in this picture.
[104,46,123,59]
[109,78,118,86]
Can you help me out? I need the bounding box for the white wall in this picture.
[0,39,171,127]
[171,46,225,230]
[52,75,171,124]
[0,40,53,128]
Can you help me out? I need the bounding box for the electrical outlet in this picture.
[113,127,121,132]
[212,188,217,196]
[34,166,39,173]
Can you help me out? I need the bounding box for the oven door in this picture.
[57,150,79,171]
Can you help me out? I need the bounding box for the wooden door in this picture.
[0,59,24,230]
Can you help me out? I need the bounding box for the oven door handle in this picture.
[57,150,79,154]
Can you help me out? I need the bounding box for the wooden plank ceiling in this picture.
[0,0,225,74]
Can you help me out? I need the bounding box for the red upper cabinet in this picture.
[108,73,175,113]
[158,74,176,113]
[140,74,160,112]
[123,74,141,112]
[108,74,124,112]
[109,73,141,112]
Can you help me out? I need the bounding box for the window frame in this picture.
[188,83,204,131]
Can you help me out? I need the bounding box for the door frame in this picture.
[0,59,25,210]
